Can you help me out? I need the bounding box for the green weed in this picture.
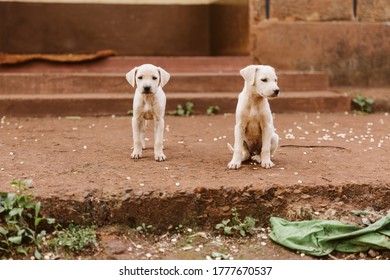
[0,180,55,259]
[50,224,97,252]
[169,102,195,116]
[215,208,259,237]
[352,94,374,113]
[207,105,220,116]
[136,223,153,234]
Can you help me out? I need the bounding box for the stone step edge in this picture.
[0,91,351,117]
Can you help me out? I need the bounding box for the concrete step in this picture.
[0,71,329,94]
[0,91,351,117]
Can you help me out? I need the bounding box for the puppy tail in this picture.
[227,143,234,154]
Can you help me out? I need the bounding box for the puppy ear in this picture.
[158,67,170,88]
[125,67,138,87]
[240,65,257,86]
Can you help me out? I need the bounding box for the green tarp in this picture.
[269,214,390,256]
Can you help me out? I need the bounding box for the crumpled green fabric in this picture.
[269,213,390,256]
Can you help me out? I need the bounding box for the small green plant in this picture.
[0,180,55,259]
[352,94,374,113]
[207,105,220,116]
[169,102,195,116]
[215,208,259,237]
[136,223,153,234]
[174,224,184,234]
[50,224,97,252]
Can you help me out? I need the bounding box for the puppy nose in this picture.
[274,89,280,95]
[144,86,151,92]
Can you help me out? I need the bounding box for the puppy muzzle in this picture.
[142,86,155,94]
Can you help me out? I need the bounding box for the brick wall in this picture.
[250,0,390,86]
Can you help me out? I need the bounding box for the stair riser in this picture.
[0,72,328,94]
[0,94,350,117]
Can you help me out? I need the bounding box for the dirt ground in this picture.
[1,112,389,260]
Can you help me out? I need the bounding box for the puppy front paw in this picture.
[154,152,167,162]
[261,160,275,169]
[228,160,241,170]
[131,151,142,159]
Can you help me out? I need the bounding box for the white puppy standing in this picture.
[228,65,280,170]
[126,64,170,161]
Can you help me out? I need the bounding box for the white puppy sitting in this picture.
[126,64,170,161]
[228,65,280,170]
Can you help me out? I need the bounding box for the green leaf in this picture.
[8,235,22,244]
[35,201,41,217]
[9,207,23,217]
[215,224,224,229]
[17,247,28,255]
[239,229,246,237]
[34,249,42,260]
[5,193,17,208]
[222,219,230,226]
[34,217,43,228]
[224,226,233,235]
[366,98,374,104]
[0,226,8,235]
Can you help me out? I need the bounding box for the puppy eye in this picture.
[261,78,268,82]
[152,76,158,80]
[137,76,143,80]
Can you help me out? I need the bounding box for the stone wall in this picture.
[0,0,249,56]
[250,0,390,86]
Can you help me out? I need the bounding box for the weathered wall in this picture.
[250,0,390,86]
[0,1,211,56]
[0,0,249,56]
[210,0,249,55]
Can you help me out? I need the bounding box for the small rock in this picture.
[368,249,379,258]
[107,241,128,255]
[122,194,131,202]
[359,252,367,259]
[362,217,371,225]
[190,232,208,239]
[182,245,193,251]
[145,253,152,259]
